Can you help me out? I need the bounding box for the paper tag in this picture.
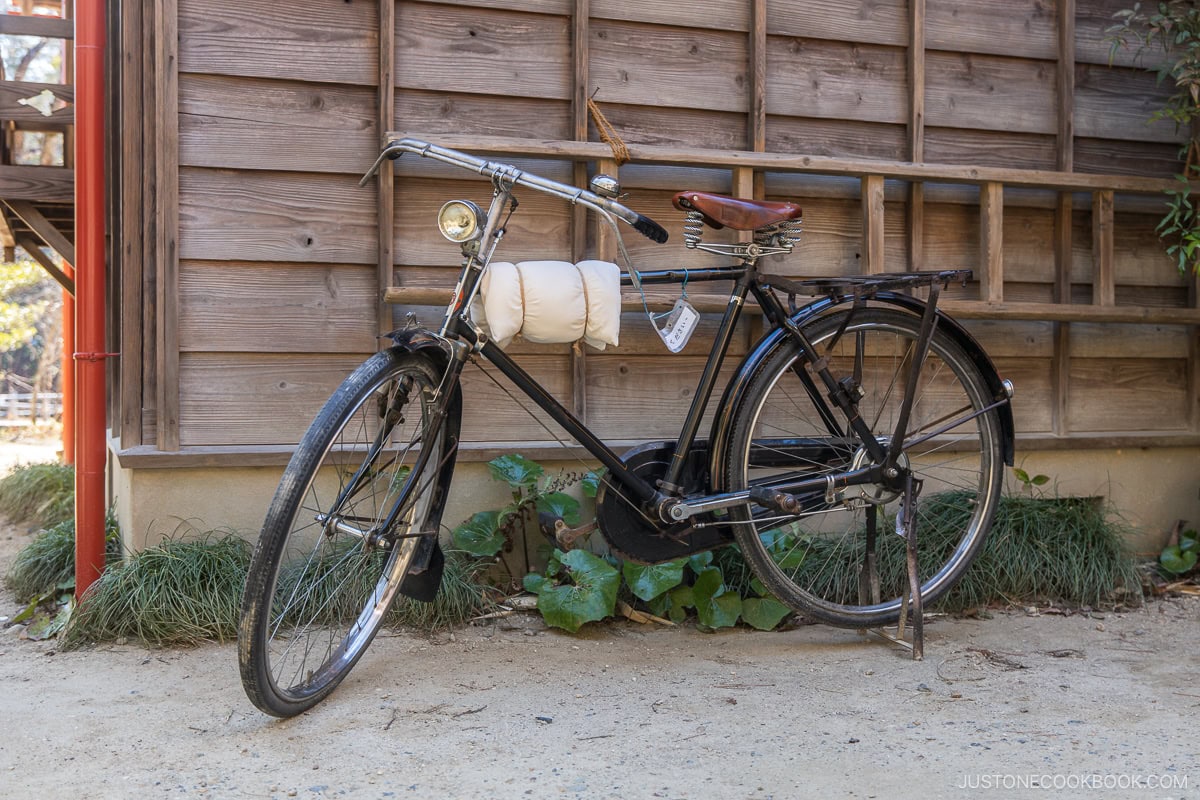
[656,298,700,353]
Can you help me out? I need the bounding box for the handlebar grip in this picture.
[632,213,669,244]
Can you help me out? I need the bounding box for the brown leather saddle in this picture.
[673,191,803,231]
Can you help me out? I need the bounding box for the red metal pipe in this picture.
[74,0,107,599]
[61,284,74,466]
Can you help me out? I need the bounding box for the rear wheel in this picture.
[722,306,1004,628]
[238,350,458,717]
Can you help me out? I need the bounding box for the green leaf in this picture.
[1031,474,1050,486]
[742,596,791,631]
[451,511,504,557]
[750,577,769,597]
[581,470,603,498]
[1160,545,1198,575]
[523,573,551,593]
[622,559,686,601]
[488,454,544,488]
[687,551,713,572]
[1013,467,1030,483]
[1179,530,1198,553]
[536,492,581,526]
[529,549,620,633]
[693,567,741,629]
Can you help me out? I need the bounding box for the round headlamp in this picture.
[437,200,484,243]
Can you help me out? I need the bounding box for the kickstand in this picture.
[897,473,924,660]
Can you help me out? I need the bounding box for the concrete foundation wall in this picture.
[111,446,1200,558]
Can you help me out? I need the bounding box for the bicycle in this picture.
[238,138,1016,717]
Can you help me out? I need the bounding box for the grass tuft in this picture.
[790,490,1140,612]
[0,461,74,528]
[61,536,497,649]
[5,514,122,601]
[63,533,252,648]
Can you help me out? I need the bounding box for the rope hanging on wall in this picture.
[587,96,630,166]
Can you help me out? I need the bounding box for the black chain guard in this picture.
[595,440,732,564]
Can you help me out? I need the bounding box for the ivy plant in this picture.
[1108,1,1200,274]
[1160,528,1198,576]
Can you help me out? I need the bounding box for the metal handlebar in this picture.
[361,138,668,245]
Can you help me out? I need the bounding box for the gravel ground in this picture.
[1,510,1197,800]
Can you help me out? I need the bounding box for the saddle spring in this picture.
[681,210,706,249]
[755,218,803,253]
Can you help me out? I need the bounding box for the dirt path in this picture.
[0,518,1197,800]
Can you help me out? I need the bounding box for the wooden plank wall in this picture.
[114,0,1195,458]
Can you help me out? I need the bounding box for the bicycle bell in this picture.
[589,174,621,199]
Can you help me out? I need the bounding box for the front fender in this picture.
[708,294,1016,491]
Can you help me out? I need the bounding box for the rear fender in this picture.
[708,293,1015,491]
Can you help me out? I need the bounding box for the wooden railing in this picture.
[384,133,1200,326]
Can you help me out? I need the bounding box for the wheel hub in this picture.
[840,440,908,507]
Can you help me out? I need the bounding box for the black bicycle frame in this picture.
[439,260,890,521]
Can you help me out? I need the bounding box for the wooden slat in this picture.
[1051,0,1075,438]
[178,353,364,446]
[180,168,377,264]
[1056,0,1075,172]
[769,0,907,47]
[178,262,379,354]
[0,81,74,123]
[1068,357,1190,432]
[178,76,377,173]
[385,132,1194,194]
[925,51,1056,136]
[3,199,74,265]
[768,117,905,162]
[861,174,885,274]
[765,37,906,124]
[178,0,376,85]
[926,0,1056,60]
[397,89,573,143]
[155,0,181,452]
[0,165,73,202]
[590,20,747,114]
[979,182,1003,303]
[1092,190,1115,307]
[397,4,571,101]
[924,127,1055,171]
[0,14,72,38]
[1074,63,1182,145]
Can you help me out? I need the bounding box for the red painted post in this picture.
[74,0,107,599]
[61,285,74,466]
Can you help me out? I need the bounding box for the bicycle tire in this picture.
[722,306,1004,628]
[239,349,458,717]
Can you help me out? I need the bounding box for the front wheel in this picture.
[722,306,1004,628]
[238,350,459,717]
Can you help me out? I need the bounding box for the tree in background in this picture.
[1,256,62,410]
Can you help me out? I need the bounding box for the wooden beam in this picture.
[861,174,885,274]
[119,0,145,447]
[907,0,925,271]
[979,182,1004,303]
[15,234,73,294]
[1057,0,1075,172]
[0,165,73,202]
[3,198,74,265]
[386,133,1191,195]
[154,0,181,452]
[570,0,590,422]
[749,0,766,153]
[1092,189,1115,307]
[377,0,396,341]
[1191,326,1200,433]
[0,15,73,38]
[385,288,1200,326]
[1052,322,1070,436]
